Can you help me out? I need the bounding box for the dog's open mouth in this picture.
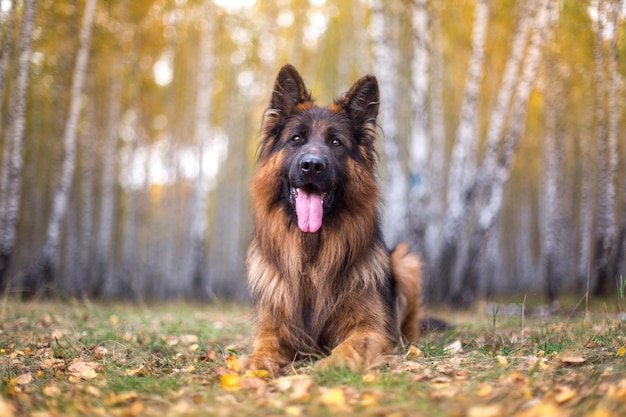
[290,186,334,233]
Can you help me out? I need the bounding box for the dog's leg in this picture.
[391,242,422,343]
[316,329,391,372]
[241,327,294,376]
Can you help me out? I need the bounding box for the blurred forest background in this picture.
[0,0,624,305]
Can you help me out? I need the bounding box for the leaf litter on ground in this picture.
[1,298,625,416]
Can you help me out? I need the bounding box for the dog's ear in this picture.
[269,64,311,118]
[336,75,379,140]
[260,65,311,159]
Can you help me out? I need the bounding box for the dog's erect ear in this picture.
[259,65,311,159]
[270,64,311,117]
[336,75,379,138]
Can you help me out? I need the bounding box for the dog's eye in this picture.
[291,135,303,144]
[331,138,342,147]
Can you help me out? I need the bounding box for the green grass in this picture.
[1,296,625,416]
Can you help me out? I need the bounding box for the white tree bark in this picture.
[0,0,36,284]
[542,79,563,301]
[94,67,121,296]
[577,109,595,290]
[26,0,97,292]
[424,8,446,260]
[444,0,489,238]
[434,0,489,300]
[371,0,407,247]
[456,0,555,304]
[476,0,553,233]
[477,0,534,198]
[592,0,620,295]
[408,0,430,254]
[0,0,17,129]
[182,0,216,297]
[78,101,97,296]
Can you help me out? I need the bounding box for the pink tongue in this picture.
[295,189,324,233]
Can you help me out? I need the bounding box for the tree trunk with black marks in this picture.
[0,0,37,288]
[434,0,489,301]
[24,0,97,296]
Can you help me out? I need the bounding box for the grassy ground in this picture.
[1,295,625,417]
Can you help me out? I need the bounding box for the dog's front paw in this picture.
[316,352,361,372]
[239,353,283,376]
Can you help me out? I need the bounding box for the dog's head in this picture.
[255,64,380,233]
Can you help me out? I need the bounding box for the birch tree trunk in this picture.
[434,0,489,301]
[542,78,564,302]
[454,0,555,304]
[478,0,534,198]
[0,0,36,287]
[425,8,446,260]
[408,0,430,256]
[93,70,121,297]
[592,0,619,296]
[0,0,17,129]
[24,0,96,295]
[77,101,97,296]
[605,0,622,285]
[182,0,216,298]
[371,0,407,248]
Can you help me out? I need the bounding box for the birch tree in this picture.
[454,0,555,304]
[592,0,621,296]
[24,0,97,294]
[542,77,564,301]
[408,0,430,256]
[424,7,446,260]
[606,0,621,281]
[434,0,489,300]
[0,0,36,287]
[0,0,17,127]
[181,0,216,298]
[77,101,97,296]
[371,0,407,248]
[93,67,122,297]
[478,0,534,199]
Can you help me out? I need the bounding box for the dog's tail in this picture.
[390,242,422,343]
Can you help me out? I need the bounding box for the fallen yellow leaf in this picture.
[105,391,139,406]
[320,387,345,407]
[43,384,62,397]
[0,396,15,417]
[362,373,376,383]
[554,385,577,404]
[285,406,302,416]
[497,355,508,367]
[616,346,626,357]
[514,402,565,417]
[585,406,613,417]
[226,354,240,373]
[220,374,241,391]
[68,361,100,379]
[468,404,502,417]
[289,377,313,402]
[360,392,378,407]
[16,373,33,385]
[244,369,269,378]
[477,383,493,398]
[559,353,586,365]
[406,345,423,359]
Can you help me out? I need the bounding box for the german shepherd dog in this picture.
[243,65,421,374]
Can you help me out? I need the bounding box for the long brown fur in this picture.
[243,65,422,375]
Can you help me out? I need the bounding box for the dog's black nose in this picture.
[299,154,326,176]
